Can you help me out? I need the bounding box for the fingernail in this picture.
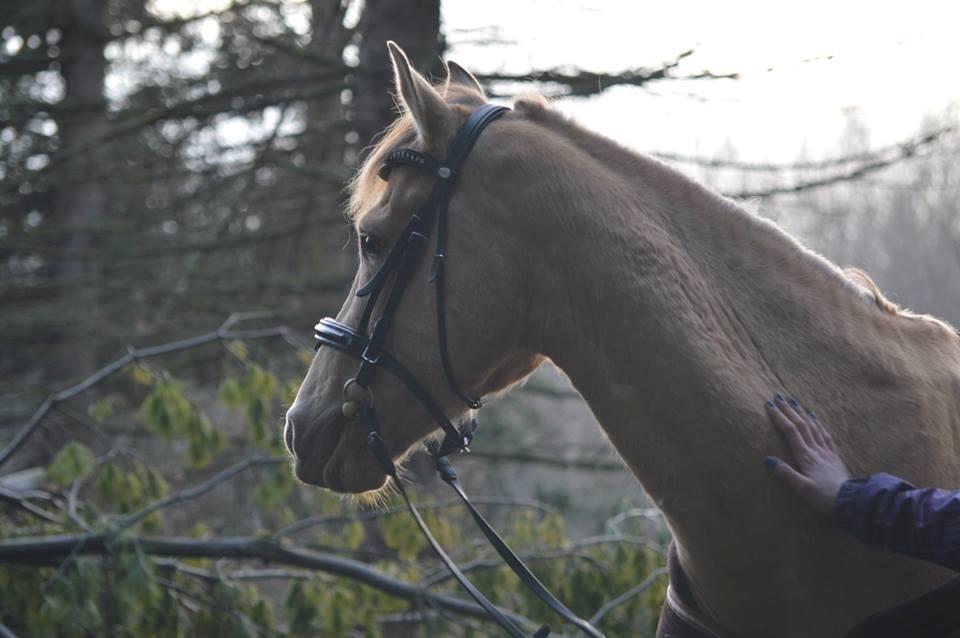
[765,457,778,469]
[789,397,798,408]
[775,393,785,402]
[808,410,817,420]
[765,399,775,408]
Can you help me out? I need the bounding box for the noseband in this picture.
[314,104,603,637]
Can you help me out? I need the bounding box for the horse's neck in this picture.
[531,137,875,537]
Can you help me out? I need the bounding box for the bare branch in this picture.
[466,449,626,472]
[587,566,669,625]
[655,126,955,172]
[274,496,557,539]
[724,137,954,199]
[116,455,284,532]
[0,485,61,524]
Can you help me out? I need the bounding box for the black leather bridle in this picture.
[314,104,604,637]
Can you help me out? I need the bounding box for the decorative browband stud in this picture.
[438,166,452,179]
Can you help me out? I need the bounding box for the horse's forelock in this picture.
[347,116,416,223]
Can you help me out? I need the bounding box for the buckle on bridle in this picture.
[429,418,478,458]
[360,346,382,365]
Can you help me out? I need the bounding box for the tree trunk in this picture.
[353,0,442,152]
[52,0,109,381]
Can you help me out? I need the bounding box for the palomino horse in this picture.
[286,43,960,637]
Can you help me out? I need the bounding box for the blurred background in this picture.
[1,0,958,636]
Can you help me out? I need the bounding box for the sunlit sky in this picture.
[150,0,960,163]
[446,0,960,162]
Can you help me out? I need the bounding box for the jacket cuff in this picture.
[833,478,868,534]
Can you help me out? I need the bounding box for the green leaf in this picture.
[218,377,244,407]
[227,341,249,361]
[47,442,95,487]
[128,364,154,386]
[341,520,366,551]
[140,380,192,438]
[87,395,116,423]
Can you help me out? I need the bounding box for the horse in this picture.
[285,43,960,637]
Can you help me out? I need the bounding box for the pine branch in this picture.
[474,49,739,98]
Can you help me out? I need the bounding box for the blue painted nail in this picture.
[765,457,778,469]
[775,393,785,401]
[789,398,798,408]
[766,399,774,408]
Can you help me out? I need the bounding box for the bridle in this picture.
[313,104,604,637]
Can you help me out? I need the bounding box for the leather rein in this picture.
[313,104,604,637]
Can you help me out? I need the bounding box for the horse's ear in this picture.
[387,41,451,146]
[445,60,485,97]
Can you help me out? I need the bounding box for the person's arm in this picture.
[833,472,960,571]
[764,394,960,572]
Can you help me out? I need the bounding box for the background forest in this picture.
[1,0,958,636]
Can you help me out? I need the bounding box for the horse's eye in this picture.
[359,232,381,257]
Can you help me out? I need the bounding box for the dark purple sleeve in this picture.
[833,473,960,572]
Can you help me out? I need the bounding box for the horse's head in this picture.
[285,43,545,494]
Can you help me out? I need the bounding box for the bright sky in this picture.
[445,0,960,162]
[149,0,960,163]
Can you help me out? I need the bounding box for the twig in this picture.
[0,486,60,524]
[157,560,315,583]
[722,129,955,199]
[66,480,90,531]
[419,548,608,588]
[587,566,669,625]
[274,496,557,539]
[570,534,665,556]
[115,455,284,532]
[465,449,626,472]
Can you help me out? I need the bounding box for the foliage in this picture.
[0,332,668,636]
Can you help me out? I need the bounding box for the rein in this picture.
[314,104,604,637]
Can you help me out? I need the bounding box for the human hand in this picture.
[764,395,851,516]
